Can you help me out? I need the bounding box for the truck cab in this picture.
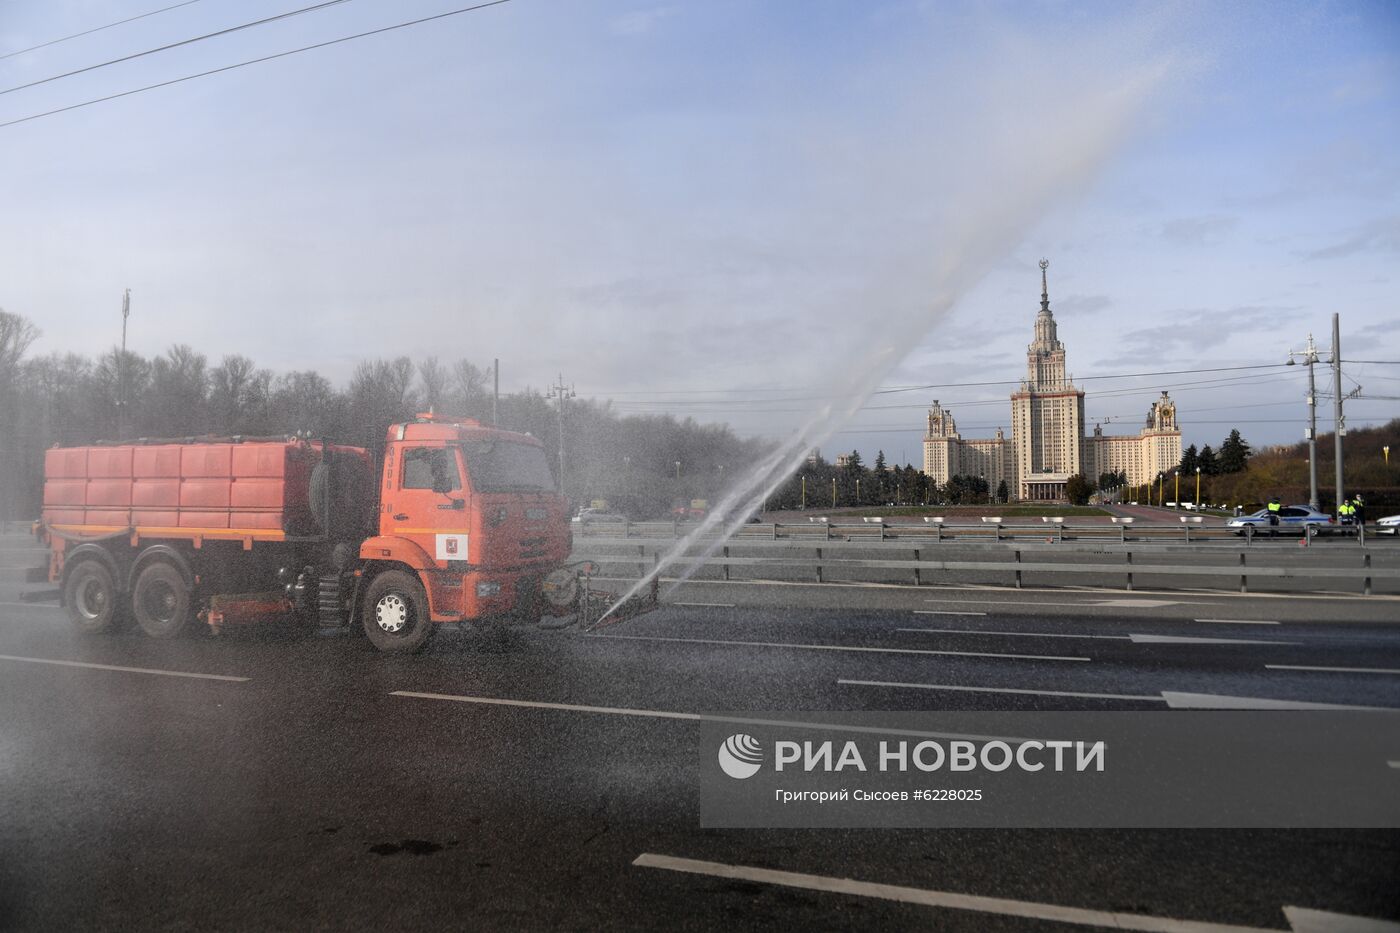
[354,414,571,650]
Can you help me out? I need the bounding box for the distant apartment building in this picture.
[922,261,1182,501]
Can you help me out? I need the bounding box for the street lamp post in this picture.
[1174,472,1179,508]
[855,478,861,505]
[801,475,806,509]
[1384,445,1390,468]
[831,477,836,508]
[1195,466,1201,507]
[1287,334,1321,510]
[674,460,681,481]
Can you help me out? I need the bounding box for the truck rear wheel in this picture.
[132,562,192,639]
[63,560,119,635]
[362,570,435,653]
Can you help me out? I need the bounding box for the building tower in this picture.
[1010,260,1085,500]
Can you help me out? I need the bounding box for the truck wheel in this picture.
[363,570,435,653]
[132,562,192,639]
[63,560,119,635]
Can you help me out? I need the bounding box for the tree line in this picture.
[0,309,767,520]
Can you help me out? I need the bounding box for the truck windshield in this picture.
[459,440,556,493]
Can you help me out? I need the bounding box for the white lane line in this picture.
[633,853,1276,933]
[914,609,988,616]
[388,692,1023,742]
[1196,618,1280,625]
[839,678,1162,702]
[899,627,1127,641]
[1266,664,1400,675]
[0,653,248,682]
[582,632,1090,663]
[671,602,736,608]
[1128,634,1295,646]
[1284,906,1400,933]
[1161,691,1395,711]
[0,601,60,610]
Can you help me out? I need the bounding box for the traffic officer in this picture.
[1338,499,1354,525]
[1267,496,1281,526]
[1352,493,1365,527]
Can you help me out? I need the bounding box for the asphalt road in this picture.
[2,534,1399,931]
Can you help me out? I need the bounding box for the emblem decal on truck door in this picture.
[436,534,469,561]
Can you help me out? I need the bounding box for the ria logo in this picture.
[718,733,763,779]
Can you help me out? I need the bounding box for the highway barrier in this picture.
[572,521,1400,596]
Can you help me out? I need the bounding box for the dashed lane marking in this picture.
[1197,618,1280,625]
[388,692,1022,742]
[1266,664,1400,675]
[633,853,1317,933]
[913,610,987,616]
[839,678,1161,702]
[0,653,248,682]
[582,632,1090,663]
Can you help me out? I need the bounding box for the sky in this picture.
[2,0,1398,465]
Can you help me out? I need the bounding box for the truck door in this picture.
[392,446,470,564]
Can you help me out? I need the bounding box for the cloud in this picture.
[1056,293,1114,315]
[1107,304,1306,361]
[1301,215,1400,261]
[1157,214,1238,247]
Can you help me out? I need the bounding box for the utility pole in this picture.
[1331,313,1344,516]
[118,289,130,439]
[546,374,575,496]
[492,358,499,426]
[1287,333,1320,510]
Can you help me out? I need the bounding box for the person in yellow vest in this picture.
[1338,500,1354,525]
[1267,496,1281,526]
[1352,493,1365,527]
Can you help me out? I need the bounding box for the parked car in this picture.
[571,508,627,524]
[1375,514,1400,535]
[1226,504,1334,535]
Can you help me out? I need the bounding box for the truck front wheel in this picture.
[132,562,192,639]
[63,560,119,635]
[362,570,435,653]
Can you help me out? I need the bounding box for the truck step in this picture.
[316,574,347,627]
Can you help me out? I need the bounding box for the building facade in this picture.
[922,261,1182,501]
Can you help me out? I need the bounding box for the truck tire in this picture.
[63,560,119,635]
[132,562,192,639]
[362,570,435,653]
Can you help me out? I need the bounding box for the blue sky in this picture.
[2,0,1397,462]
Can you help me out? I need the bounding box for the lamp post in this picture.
[856,477,861,505]
[674,460,681,481]
[1174,471,1179,508]
[1195,466,1201,507]
[1287,334,1321,510]
[831,477,836,508]
[1384,445,1390,468]
[801,475,807,509]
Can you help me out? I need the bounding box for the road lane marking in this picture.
[1091,599,1182,608]
[388,692,1022,741]
[900,627,1127,641]
[671,602,736,608]
[913,610,988,616]
[1266,664,1400,675]
[0,602,60,610]
[582,632,1090,662]
[1283,907,1400,933]
[633,853,1280,933]
[1196,618,1279,625]
[899,628,1292,646]
[1161,691,1395,711]
[839,678,1162,702]
[1128,634,1295,646]
[0,653,248,682]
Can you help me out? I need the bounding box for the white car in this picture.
[1376,514,1400,535]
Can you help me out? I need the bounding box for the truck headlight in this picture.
[476,581,502,597]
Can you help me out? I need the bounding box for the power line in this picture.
[0,0,356,98]
[0,0,211,62]
[0,0,515,131]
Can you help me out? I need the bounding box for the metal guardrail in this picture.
[572,525,1399,596]
[573,517,1382,546]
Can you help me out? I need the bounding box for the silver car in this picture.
[1226,504,1334,535]
[1375,514,1400,535]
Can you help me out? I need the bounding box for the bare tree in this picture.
[417,356,450,413]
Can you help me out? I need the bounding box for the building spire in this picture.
[1039,258,1050,313]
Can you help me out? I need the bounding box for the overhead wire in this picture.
[0,0,356,98]
[0,0,210,62]
[0,0,515,131]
